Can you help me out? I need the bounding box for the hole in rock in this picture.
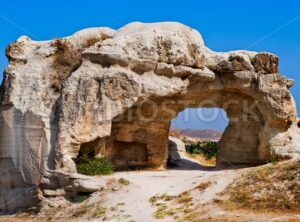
[74,93,267,175]
[169,108,228,168]
[298,120,300,128]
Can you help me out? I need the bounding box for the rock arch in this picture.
[1,22,300,211]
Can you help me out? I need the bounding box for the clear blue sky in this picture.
[1,1,299,131]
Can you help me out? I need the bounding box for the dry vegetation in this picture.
[186,153,216,167]
[149,192,194,220]
[219,160,300,213]
[118,178,130,186]
[149,181,212,221]
[50,39,82,91]
[49,36,101,92]
[195,181,212,191]
[81,37,101,49]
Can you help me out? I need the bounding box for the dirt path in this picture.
[2,153,300,222]
[75,152,241,222]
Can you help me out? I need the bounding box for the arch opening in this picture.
[169,108,229,168]
[73,89,270,174]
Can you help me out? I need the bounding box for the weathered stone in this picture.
[0,22,299,212]
[251,53,279,74]
[56,171,105,193]
[42,189,65,197]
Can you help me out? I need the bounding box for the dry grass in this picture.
[91,206,106,218]
[220,160,300,213]
[177,192,193,204]
[149,179,214,221]
[195,181,212,191]
[71,203,106,219]
[149,190,196,220]
[187,153,216,167]
[50,39,82,92]
[82,37,100,48]
[149,194,178,219]
[72,204,90,218]
[149,193,175,205]
[153,204,176,219]
[118,178,130,186]
[49,36,107,92]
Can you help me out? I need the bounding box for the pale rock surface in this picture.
[168,136,186,165]
[0,22,299,212]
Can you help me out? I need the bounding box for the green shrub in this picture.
[76,155,114,175]
[185,141,218,159]
[73,192,91,203]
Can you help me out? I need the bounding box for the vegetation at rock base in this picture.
[76,154,114,175]
[185,141,218,160]
[73,192,91,203]
[220,160,300,213]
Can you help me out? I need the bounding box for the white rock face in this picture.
[0,22,299,212]
[168,136,186,165]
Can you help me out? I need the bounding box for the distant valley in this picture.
[170,127,223,140]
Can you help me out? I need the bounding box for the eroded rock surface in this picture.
[0,22,299,212]
[168,136,186,166]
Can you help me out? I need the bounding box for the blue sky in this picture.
[1,1,299,131]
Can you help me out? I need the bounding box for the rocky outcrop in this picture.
[168,136,186,166]
[0,22,299,212]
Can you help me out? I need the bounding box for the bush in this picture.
[73,192,91,203]
[185,141,218,159]
[76,155,114,175]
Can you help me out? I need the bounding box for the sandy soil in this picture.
[1,152,300,222]
[99,160,237,221]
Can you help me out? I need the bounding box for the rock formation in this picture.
[0,22,299,212]
[168,136,186,166]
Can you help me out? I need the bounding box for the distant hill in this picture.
[170,128,223,140]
